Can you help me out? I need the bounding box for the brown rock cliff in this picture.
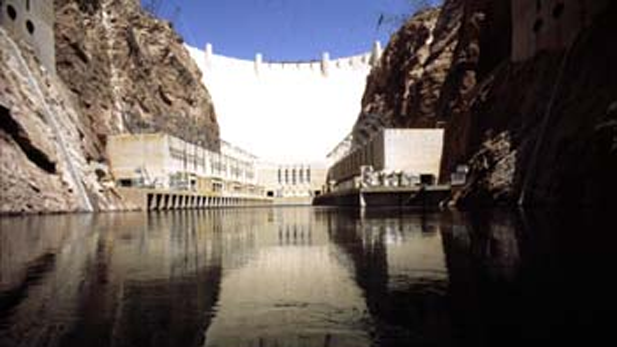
[55,0,220,155]
[0,0,220,214]
[357,0,617,207]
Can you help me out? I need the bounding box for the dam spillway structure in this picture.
[186,42,383,165]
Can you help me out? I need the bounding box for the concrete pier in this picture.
[313,185,451,208]
[117,188,272,212]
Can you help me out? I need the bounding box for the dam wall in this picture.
[187,43,382,164]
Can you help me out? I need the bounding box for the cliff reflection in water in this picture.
[0,208,615,347]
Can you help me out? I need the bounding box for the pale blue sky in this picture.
[141,0,441,61]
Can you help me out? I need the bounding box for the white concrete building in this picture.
[107,133,264,198]
[257,162,327,199]
[327,128,445,190]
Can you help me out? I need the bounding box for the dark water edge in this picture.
[0,207,615,347]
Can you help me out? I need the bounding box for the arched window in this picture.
[26,0,31,11]
[26,20,35,35]
[7,4,17,20]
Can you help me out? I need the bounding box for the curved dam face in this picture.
[187,44,381,163]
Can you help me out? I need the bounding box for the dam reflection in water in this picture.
[0,208,615,347]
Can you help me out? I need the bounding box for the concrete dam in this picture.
[186,43,383,163]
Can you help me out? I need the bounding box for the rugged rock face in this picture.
[55,0,219,155]
[0,0,220,214]
[442,1,617,207]
[354,0,463,144]
[1,28,122,214]
[357,0,617,207]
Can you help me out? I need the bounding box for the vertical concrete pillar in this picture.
[371,41,382,66]
[321,52,330,77]
[255,53,262,75]
[205,43,213,69]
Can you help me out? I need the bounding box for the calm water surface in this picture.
[0,207,615,347]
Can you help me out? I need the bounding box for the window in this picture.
[26,20,35,35]
[536,0,542,11]
[285,169,289,185]
[307,168,311,183]
[292,169,296,185]
[7,5,16,20]
[278,168,282,184]
[299,168,304,184]
[118,179,133,187]
[26,0,30,11]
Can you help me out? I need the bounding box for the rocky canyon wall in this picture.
[0,0,220,214]
[358,0,617,207]
[55,0,219,156]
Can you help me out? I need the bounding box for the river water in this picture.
[0,207,615,347]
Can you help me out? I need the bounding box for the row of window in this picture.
[3,3,36,35]
[277,168,312,185]
[532,1,565,34]
[169,146,255,178]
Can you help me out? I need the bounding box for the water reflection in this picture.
[440,209,617,346]
[0,208,615,346]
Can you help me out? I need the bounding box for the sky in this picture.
[142,0,441,61]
